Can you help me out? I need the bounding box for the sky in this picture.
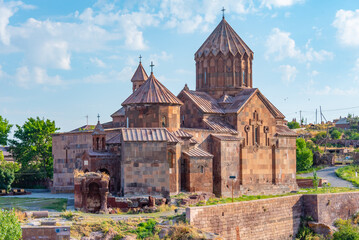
[1,0,359,134]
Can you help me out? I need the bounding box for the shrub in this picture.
[288,121,300,129]
[312,171,319,190]
[0,167,15,192]
[0,209,22,240]
[297,138,313,171]
[134,219,158,239]
[333,219,359,240]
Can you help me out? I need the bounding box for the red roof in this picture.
[122,73,183,106]
[131,62,148,82]
[195,18,253,59]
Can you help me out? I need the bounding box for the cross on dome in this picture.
[150,61,155,73]
[221,7,225,19]
[139,55,142,63]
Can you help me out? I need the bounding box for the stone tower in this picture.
[195,17,254,99]
[92,120,106,151]
[131,61,148,92]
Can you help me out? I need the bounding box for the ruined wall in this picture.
[187,192,359,240]
[187,195,302,240]
[121,141,170,197]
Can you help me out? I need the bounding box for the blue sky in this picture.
[0,0,359,133]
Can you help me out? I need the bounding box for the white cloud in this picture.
[83,67,133,84]
[260,0,304,9]
[315,86,358,96]
[333,9,359,47]
[149,51,173,67]
[279,65,297,83]
[265,28,333,62]
[15,66,63,88]
[90,57,106,68]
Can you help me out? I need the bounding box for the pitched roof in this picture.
[276,125,297,137]
[122,73,183,106]
[121,128,180,143]
[172,129,193,138]
[131,62,148,82]
[106,134,122,144]
[179,90,224,114]
[202,118,238,134]
[195,18,253,58]
[217,94,234,104]
[183,147,213,158]
[92,121,105,135]
[70,125,95,133]
[111,107,125,118]
[336,118,349,125]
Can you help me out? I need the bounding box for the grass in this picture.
[296,176,322,180]
[297,165,326,174]
[193,187,358,206]
[336,165,359,187]
[0,197,67,211]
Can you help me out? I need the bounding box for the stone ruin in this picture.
[74,170,109,213]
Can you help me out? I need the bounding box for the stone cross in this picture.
[150,61,155,73]
[97,114,100,122]
[139,55,142,63]
[221,7,226,19]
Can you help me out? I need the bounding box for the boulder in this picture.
[308,221,335,237]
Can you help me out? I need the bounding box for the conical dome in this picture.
[131,62,148,82]
[195,18,253,58]
[122,73,183,106]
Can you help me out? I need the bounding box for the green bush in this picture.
[333,219,359,240]
[0,209,22,240]
[288,121,300,129]
[134,219,158,239]
[336,165,359,187]
[0,167,15,192]
[296,138,313,171]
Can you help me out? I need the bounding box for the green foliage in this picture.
[134,219,158,239]
[12,167,47,189]
[331,129,342,140]
[0,168,14,192]
[333,219,359,240]
[0,209,22,240]
[312,171,319,190]
[288,121,300,129]
[306,141,323,154]
[0,151,3,161]
[295,216,318,240]
[0,116,12,146]
[311,132,327,143]
[344,130,359,140]
[297,165,325,175]
[336,165,359,187]
[10,117,59,178]
[296,138,314,171]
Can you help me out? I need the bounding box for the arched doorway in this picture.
[87,182,101,213]
[98,168,113,192]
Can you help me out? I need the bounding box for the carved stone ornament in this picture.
[244,125,250,132]
[263,126,269,133]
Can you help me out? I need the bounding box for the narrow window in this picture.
[168,151,174,168]
[96,137,99,150]
[102,137,105,150]
[182,115,185,126]
[126,117,129,128]
[242,71,245,85]
[200,166,204,173]
[204,71,207,85]
[162,116,167,127]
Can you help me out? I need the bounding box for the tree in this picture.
[0,209,22,239]
[296,138,313,171]
[331,129,342,140]
[0,168,14,192]
[0,116,12,146]
[10,117,59,178]
[288,121,300,129]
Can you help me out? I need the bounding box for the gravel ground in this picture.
[298,166,355,188]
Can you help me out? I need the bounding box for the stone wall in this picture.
[187,195,302,240]
[187,192,359,240]
[22,226,70,240]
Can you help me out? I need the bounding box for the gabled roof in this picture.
[336,118,349,125]
[172,129,193,138]
[111,107,125,118]
[183,147,213,158]
[276,125,297,137]
[195,18,253,58]
[202,118,238,134]
[121,128,180,143]
[107,134,122,144]
[131,62,148,82]
[217,94,234,104]
[122,73,183,106]
[178,90,224,114]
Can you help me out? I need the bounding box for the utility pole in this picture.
[320,106,323,124]
[299,110,302,126]
[315,109,317,125]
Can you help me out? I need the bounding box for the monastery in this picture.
[52,16,297,198]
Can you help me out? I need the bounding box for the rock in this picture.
[308,221,335,236]
[159,227,171,239]
[32,211,49,218]
[121,234,137,240]
[81,231,103,240]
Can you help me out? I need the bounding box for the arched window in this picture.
[204,70,207,85]
[126,117,129,128]
[242,70,246,85]
[102,137,105,150]
[168,150,175,168]
[200,166,204,173]
[96,137,99,150]
[162,116,167,127]
[182,115,185,126]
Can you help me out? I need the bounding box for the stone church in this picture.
[52,17,297,198]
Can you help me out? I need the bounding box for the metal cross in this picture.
[97,114,100,122]
[150,61,155,73]
[139,55,142,63]
[221,7,225,19]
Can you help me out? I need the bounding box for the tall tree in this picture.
[10,117,59,178]
[0,116,12,146]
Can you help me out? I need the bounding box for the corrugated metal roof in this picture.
[211,134,242,141]
[121,128,179,143]
[195,18,253,59]
[183,147,213,158]
[179,90,224,114]
[122,73,183,106]
[203,118,238,134]
[276,125,297,137]
[131,62,148,82]
[336,118,349,125]
[106,134,121,144]
[172,129,193,138]
[111,107,125,117]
